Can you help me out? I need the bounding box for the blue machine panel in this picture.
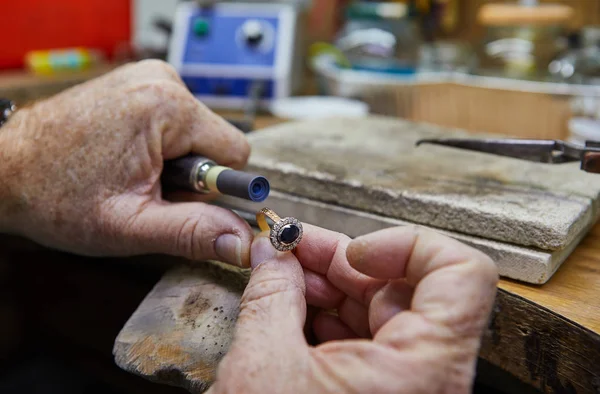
[182,76,275,99]
[183,10,279,67]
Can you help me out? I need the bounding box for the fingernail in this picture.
[215,234,242,267]
[251,235,277,269]
[345,238,367,268]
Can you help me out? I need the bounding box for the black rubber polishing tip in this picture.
[216,169,270,202]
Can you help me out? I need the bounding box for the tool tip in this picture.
[415,139,437,147]
[247,176,270,202]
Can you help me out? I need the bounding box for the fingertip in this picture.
[208,111,251,169]
[196,102,251,170]
[346,226,419,279]
[229,134,251,170]
[471,252,500,287]
[345,237,368,272]
[213,212,254,268]
[489,260,500,284]
[124,200,255,267]
[250,232,277,269]
[289,223,352,277]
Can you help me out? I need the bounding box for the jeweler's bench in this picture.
[112,115,600,393]
[0,67,599,393]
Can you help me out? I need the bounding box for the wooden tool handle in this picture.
[582,152,600,174]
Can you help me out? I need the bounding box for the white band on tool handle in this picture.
[162,155,270,202]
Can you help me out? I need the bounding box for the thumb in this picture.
[211,236,309,392]
[225,234,307,362]
[236,233,307,345]
[113,199,253,267]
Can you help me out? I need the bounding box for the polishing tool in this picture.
[162,155,270,202]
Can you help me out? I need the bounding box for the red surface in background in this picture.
[307,0,350,42]
[0,0,131,70]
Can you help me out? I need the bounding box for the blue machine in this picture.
[168,1,304,109]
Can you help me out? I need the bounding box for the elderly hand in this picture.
[209,224,498,394]
[0,60,253,266]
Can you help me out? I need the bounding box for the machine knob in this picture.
[241,20,264,47]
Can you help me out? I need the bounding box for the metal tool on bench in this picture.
[416,138,600,173]
[161,155,270,202]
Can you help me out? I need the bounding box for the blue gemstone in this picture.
[280,224,300,244]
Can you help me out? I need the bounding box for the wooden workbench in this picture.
[234,104,600,360]
[482,224,600,393]
[0,67,599,393]
[222,115,600,392]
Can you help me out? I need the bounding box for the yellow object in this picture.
[309,42,352,68]
[256,207,281,233]
[478,3,573,26]
[205,166,229,193]
[25,48,102,75]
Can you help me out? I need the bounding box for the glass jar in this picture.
[475,3,573,81]
[549,26,600,84]
[334,2,421,74]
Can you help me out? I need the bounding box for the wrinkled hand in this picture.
[209,225,498,394]
[0,60,253,266]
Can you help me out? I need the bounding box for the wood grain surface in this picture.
[480,288,600,394]
[499,221,600,335]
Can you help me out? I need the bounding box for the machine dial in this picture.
[241,19,264,47]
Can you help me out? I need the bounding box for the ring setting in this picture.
[256,208,303,251]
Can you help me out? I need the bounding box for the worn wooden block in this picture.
[244,116,600,252]
[113,262,249,393]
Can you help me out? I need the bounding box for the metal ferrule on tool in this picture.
[162,155,270,202]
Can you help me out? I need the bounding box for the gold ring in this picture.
[256,207,303,252]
